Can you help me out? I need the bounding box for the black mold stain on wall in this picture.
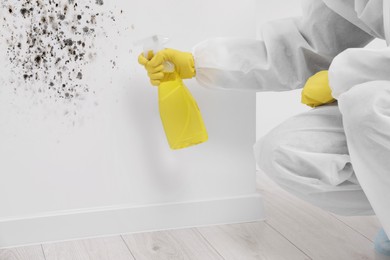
[0,0,120,103]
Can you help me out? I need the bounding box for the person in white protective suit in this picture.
[138,0,390,256]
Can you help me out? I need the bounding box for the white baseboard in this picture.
[0,193,265,248]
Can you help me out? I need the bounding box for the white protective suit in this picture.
[192,0,390,238]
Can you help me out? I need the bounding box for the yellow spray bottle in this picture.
[135,35,208,150]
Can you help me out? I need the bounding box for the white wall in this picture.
[0,0,263,248]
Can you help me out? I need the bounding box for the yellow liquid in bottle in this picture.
[158,74,208,150]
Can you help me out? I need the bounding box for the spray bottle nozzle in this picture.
[134,35,174,72]
[134,35,169,57]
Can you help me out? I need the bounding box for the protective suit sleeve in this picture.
[328,47,390,99]
[192,0,374,91]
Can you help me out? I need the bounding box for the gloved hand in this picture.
[138,48,196,86]
[301,70,336,107]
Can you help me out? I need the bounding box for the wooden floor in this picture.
[0,173,381,260]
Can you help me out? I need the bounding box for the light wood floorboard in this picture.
[122,228,223,260]
[42,236,134,260]
[197,222,310,260]
[332,214,381,242]
[2,173,383,260]
[257,172,376,260]
[0,245,45,260]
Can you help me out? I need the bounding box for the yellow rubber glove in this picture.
[138,48,196,86]
[301,70,336,108]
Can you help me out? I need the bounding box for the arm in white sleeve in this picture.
[193,1,374,92]
[329,47,390,99]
